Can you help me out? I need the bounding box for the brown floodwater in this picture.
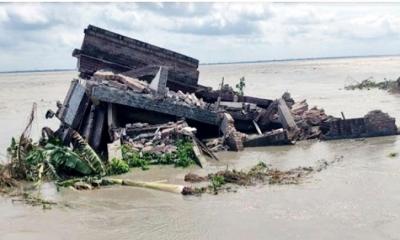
[0,56,400,240]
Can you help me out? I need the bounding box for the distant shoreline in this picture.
[0,69,76,74]
[1,54,399,74]
[201,54,400,66]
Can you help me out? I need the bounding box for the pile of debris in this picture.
[344,76,400,93]
[42,25,398,169]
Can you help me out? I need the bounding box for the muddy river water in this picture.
[0,56,400,240]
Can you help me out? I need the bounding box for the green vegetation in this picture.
[3,134,196,190]
[121,138,195,170]
[183,159,344,195]
[107,158,129,175]
[345,77,399,91]
[235,77,246,96]
[7,137,102,182]
[210,175,225,193]
[126,151,150,170]
[388,152,398,158]
[175,139,196,167]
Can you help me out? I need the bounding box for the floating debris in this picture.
[183,156,344,195]
[344,76,400,93]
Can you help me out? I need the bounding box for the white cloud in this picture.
[0,3,399,71]
[9,4,48,25]
[0,7,8,22]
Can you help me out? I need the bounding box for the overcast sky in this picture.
[0,2,399,71]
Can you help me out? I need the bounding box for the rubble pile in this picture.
[204,138,227,152]
[40,25,398,168]
[122,121,196,155]
[169,90,207,108]
[364,110,397,135]
[93,70,150,93]
[290,99,331,140]
[344,76,400,93]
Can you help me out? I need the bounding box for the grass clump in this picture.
[127,151,150,171]
[107,158,129,175]
[210,175,225,194]
[388,152,398,158]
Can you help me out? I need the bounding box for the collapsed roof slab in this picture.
[90,84,222,127]
[73,25,200,91]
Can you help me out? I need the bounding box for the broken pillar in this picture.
[107,140,122,162]
[277,98,299,139]
[220,113,244,151]
[149,66,169,97]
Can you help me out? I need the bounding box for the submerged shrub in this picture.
[210,175,225,193]
[127,152,150,171]
[107,158,129,175]
[120,138,196,170]
[235,76,246,96]
[175,139,195,167]
[388,152,398,158]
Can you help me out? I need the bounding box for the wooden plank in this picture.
[191,138,207,168]
[193,136,219,161]
[253,120,262,135]
[91,84,221,126]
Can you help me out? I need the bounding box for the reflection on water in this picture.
[0,57,400,240]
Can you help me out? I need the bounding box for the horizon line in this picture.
[1,53,399,74]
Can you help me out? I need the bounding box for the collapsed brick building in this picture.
[48,25,399,165]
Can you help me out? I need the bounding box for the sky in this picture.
[0,2,400,71]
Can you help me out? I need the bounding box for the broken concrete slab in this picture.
[73,25,200,91]
[107,140,122,162]
[244,129,292,147]
[90,83,221,126]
